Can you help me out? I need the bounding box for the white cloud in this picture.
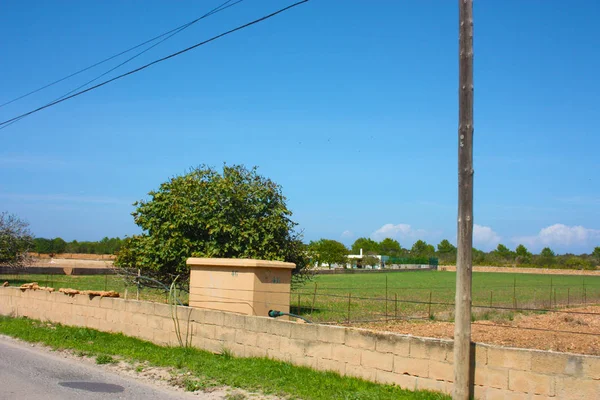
[513,224,600,252]
[371,223,426,242]
[341,230,354,239]
[473,224,501,250]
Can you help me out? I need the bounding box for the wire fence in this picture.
[2,269,600,341]
[0,270,183,304]
[293,286,600,319]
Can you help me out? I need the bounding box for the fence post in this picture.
[136,268,141,301]
[513,276,517,309]
[428,291,433,319]
[310,283,318,315]
[385,276,389,322]
[347,293,352,323]
[395,293,398,319]
[549,278,553,308]
[490,290,493,308]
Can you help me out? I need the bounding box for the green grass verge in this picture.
[0,315,448,400]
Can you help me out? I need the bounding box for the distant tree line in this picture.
[31,232,600,271]
[471,243,600,271]
[308,236,600,270]
[33,237,123,255]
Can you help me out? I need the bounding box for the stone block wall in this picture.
[1,287,598,399]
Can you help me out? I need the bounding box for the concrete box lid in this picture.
[186,257,296,269]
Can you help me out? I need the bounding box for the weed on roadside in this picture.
[96,354,118,365]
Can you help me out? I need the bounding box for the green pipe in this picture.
[268,309,312,323]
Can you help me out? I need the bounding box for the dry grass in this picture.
[358,305,600,356]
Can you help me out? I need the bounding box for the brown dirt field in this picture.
[27,253,116,261]
[31,258,113,269]
[441,265,600,276]
[358,306,600,356]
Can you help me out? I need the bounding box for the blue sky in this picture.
[1,1,599,254]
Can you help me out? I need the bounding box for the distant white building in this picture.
[346,248,388,269]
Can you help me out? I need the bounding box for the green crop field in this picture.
[291,271,600,323]
[3,270,600,324]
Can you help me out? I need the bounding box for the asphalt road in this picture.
[0,337,202,400]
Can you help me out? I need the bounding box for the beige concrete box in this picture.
[187,258,295,317]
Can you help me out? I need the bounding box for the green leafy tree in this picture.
[351,237,380,255]
[494,244,513,260]
[593,246,600,264]
[472,248,486,265]
[65,240,79,253]
[308,239,349,268]
[565,256,594,270]
[411,240,435,257]
[0,212,33,268]
[114,165,308,282]
[436,239,457,264]
[437,239,456,254]
[361,254,380,268]
[540,247,555,258]
[33,238,53,254]
[52,237,67,254]
[515,244,531,265]
[379,238,403,257]
[515,244,530,257]
[538,247,556,266]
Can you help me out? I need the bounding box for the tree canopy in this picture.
[33,236,122,255]
[494,244,513,259]
[379,238,403,257]
[410,240,435,257]
[351,237,380,255]
[437,239,457,255]
[114,165,308,282]
[361,254,380,267]
[593,247,600,263]
[540,247,555,258]
[308,239,348,267]
[515,244,532,264]
[515,244,531,257]
[436,239,457,263]
[0,212,33,268]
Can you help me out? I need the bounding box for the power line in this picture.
[0,0,309,128]
[54,0,245,102]
[0,0,241,110]
[0,0,246,131]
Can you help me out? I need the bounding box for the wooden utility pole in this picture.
[454,0,474,399]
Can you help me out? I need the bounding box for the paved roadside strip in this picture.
[0,335,234,400]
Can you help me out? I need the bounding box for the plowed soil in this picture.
[359,306,600,356]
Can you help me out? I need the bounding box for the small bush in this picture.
[96,354,117,364]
